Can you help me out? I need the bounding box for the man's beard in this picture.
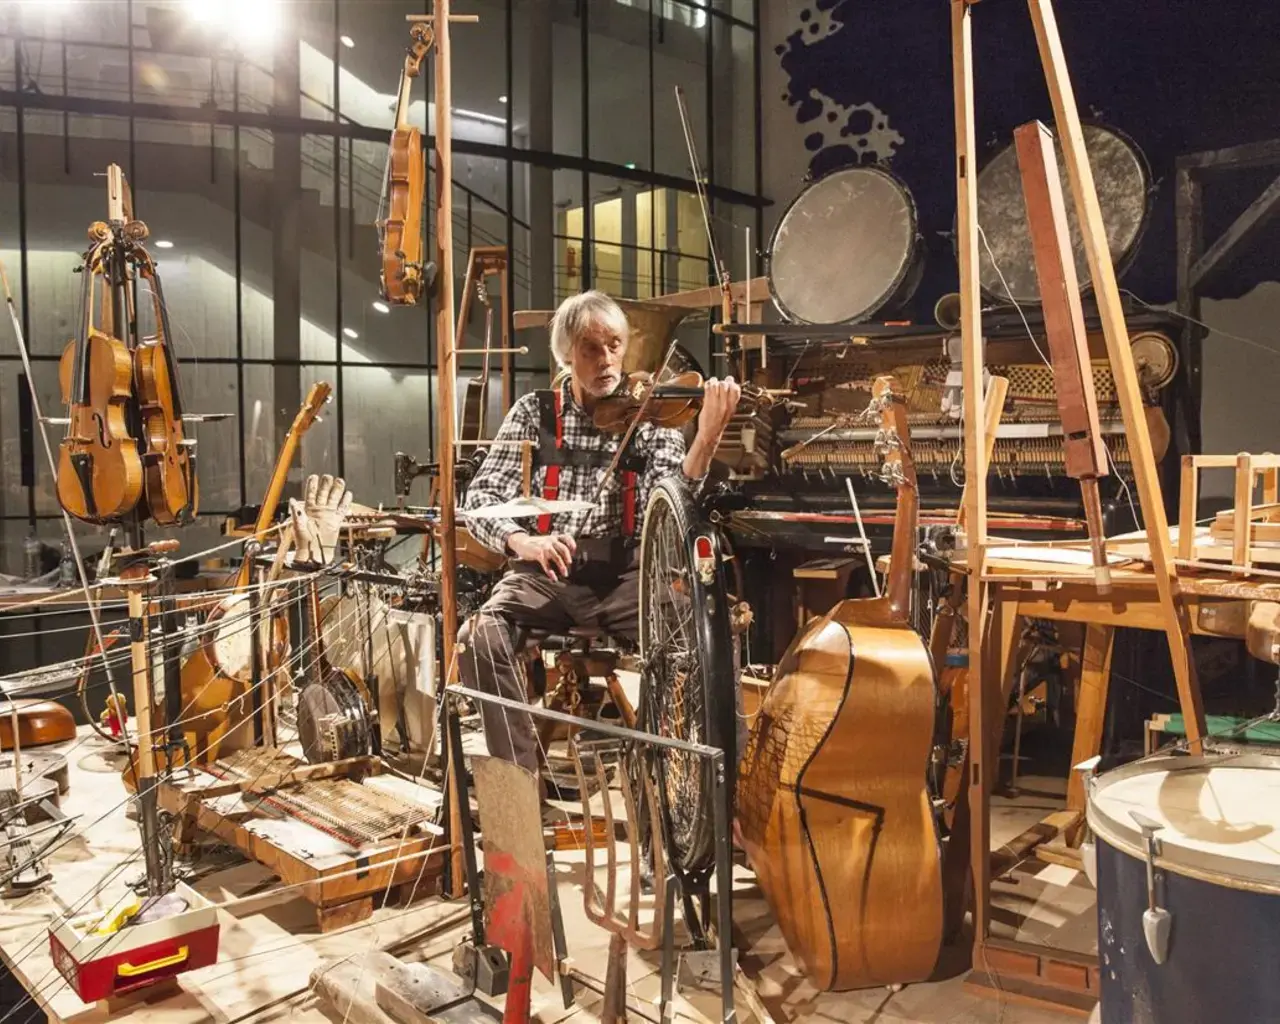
[581,372,620,398]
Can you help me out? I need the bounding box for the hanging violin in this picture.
[736,375,943,991]
[134,245,197,526]
[57,229,143,525]
[378,19,434,305]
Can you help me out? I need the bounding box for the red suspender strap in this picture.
[537,390,564,535]
[621,469,637,538]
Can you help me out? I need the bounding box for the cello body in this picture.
[737,375,943,991]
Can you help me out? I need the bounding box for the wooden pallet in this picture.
[158,751,444,932]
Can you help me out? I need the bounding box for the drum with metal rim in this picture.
[296,672,374,764]
[974,123,1151,304]
[767,165,924,325]
[1087,753,1280,1023]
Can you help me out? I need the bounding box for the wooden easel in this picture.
[952,0,1210,1001]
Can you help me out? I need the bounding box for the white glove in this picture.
[289,474,354,565]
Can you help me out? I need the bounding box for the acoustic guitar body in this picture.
[738,597,944,991]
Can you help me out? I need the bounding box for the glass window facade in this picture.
[0,0,764,573]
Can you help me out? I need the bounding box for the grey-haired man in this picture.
[458,289,740,772]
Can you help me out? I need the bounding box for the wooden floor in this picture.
[0,723,1092,1024]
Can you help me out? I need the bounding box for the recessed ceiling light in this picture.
[154,239,174,249]
[372,300,390,314]
[342,327,359,339]
[340,34,354,48]
[499,95,508,104]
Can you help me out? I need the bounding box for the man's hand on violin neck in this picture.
[508,531,577,581]
[696,376,742,446]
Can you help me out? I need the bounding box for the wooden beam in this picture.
[1028,0,1207,750]
[951,0,996,945]
[432,0,467,900]
[1066,624,1113,811]
[1174,166,1204,455]
[1178,137,1280,173]
[1189,174,1280,291]
[953,0,992,947]
[1015,119,1112,592]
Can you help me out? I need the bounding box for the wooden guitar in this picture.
[122,383,331,788]
[737,375,943,991]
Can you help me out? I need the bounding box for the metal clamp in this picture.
[1073,756,1101,887]
[1130,810,1172,965]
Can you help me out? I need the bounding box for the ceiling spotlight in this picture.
[372,301,390,314]
[154,239,175,249]
[499,95,508,104]
[342,327,359,340]
[340,35,354,48]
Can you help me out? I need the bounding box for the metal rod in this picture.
[447,685,723,758]
[712,762,738,1024]
[456,346,528,355]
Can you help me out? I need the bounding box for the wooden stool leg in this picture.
[1067,623,1114,812]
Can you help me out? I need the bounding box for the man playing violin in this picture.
[459,289,741,773]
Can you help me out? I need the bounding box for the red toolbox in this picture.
[48,882,220,1002]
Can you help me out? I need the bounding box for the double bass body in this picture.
[737,375,944,991]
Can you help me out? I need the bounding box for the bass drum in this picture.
[1088,753,1280,1023]
[767,165,924,325]
[973,123,1151,304]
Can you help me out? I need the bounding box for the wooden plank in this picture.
[1179,137,1280,173]
[1191,453,1280,470]
[433,0,467,901]
[1189,173,1280,291]
[1178,456,1198,560]
[952,0,992,950]
[312,952,402,1024]
[1174,166,1204,455]
[1235,453,1255,569]
[1028,0,1207,749]
[990,810,1081,877]
[1015,120,1112,591]
[1067,624,1113,811]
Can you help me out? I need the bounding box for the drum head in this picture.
[208,595,253,681]
[975,123,1150,303]
[1088,755,1280,892]
[768,166,920,325]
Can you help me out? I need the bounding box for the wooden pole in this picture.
[951,0,994,947]
[432,0,468,899]
[1027,0,1207,750]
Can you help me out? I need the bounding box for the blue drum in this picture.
[1087,754,1280,1024]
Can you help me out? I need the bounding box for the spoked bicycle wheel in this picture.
[637,476,738,881]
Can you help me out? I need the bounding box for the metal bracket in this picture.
[1131,810,1172,965]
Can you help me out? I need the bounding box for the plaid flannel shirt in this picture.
[463,380,690,554]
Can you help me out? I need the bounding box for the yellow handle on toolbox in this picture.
[116,945,189,978]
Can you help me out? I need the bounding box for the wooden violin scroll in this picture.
[378,20,434,306]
